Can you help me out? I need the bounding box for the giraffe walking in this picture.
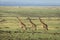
[39,17,48,30]
[27,17,37,31]
[17,17,27,32]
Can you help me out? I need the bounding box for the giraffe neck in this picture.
[17,17,23,23]
[17,17,26,26]
[39,18,46,25]
[28,18,34,24]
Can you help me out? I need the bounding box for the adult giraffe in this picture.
[39,17,48,30]
[17,17,27,32]
[27,17,37,31]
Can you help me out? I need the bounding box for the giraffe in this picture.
[39,17,48,30]
[16,17,27,32]
[27,17,37,31]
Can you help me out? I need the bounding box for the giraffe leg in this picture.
[21,26,26,32]
[32,25,35,31]
[31,25,36,34]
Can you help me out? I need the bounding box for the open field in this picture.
[0,6,60,40]
[0,6,60,17]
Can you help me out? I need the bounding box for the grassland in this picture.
[0,6,60,40]
[0,6,60,17]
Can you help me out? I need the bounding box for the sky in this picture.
[0,0,60,6]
